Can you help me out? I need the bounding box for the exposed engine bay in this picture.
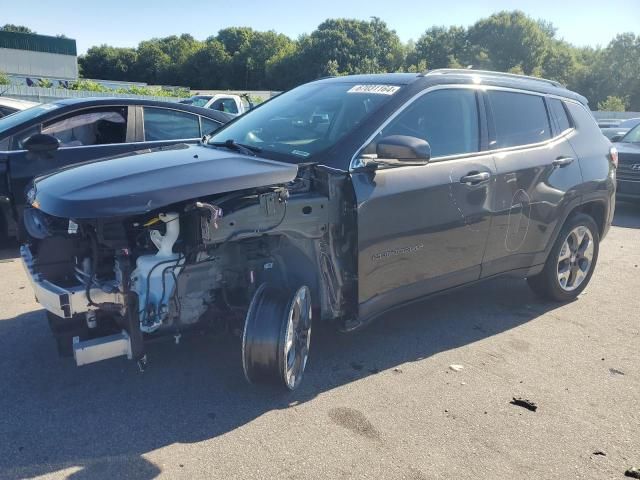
[21,165,357,388]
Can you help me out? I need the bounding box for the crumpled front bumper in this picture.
[20,244,123,319]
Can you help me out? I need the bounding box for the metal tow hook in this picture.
[137,355,148,373]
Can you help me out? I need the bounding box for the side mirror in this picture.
[23,133,60,153]
[374,135,430,166]
[610,134,623,143]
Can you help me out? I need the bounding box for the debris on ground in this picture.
[609,368,625,376]
[449,364,464,372]
[592,450,606,456]
[625,467,640,479]
[510,397,538,412]
[392,368,403,374]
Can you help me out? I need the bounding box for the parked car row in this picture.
[0,97,232,240]
[600,117,640,140]
[611,123,640,201]
[16,69,615,390]
[0,96,40,118]
[178,93,253,116]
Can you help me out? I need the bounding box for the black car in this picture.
[613,123,640,201]
[0,97,232,240]
[20,70,615,390]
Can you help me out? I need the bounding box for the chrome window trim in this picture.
[349,83,580,171]
[10,138,202,153]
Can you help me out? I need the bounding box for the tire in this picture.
[527,213,600,302]
[46,312,88,358]
[242,284,312,391]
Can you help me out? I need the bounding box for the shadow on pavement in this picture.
[0,241,18,261]
[612,201,640,229]
[0,275,562,479]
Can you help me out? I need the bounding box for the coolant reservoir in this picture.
[131,212,183,332]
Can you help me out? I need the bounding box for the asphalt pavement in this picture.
[0,203,638,480]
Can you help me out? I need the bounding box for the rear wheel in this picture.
[527,213,599,302]
[242,284,312,390]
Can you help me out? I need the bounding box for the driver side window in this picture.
[42,108,127,147]
[12,107,128,150]
[367,89,480,158]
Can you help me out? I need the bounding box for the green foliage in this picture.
[69,79,109,92]
[74,12,640,110]
[66,79,187,98]
[37,78,53,88]
[0,71,10,85]
[597,96,626,112]
[1,24,34,33]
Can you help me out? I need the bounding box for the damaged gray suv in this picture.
[21,70,616,390]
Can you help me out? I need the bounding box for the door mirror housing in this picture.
[23,133,60,154]
[373,135,430,167]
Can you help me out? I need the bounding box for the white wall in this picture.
[0,48,78,80]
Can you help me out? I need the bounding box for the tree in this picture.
[133,40,172,84]
[289,18,404,83]
[413,26,467,70]
[1,24,34,33]
[597,96,626,112]
[65,12,640,108]
[182,38,231,89]
[467,10,552,74]
[79,45,138,81]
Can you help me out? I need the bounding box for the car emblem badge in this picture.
[632,164,640,171]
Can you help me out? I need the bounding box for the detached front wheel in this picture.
[527,213,600,302]
[242,284,312,390]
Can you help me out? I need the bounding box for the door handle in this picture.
[460,171,490,184]
[552,156,574,167]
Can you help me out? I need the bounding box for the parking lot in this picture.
[0,202,637,480]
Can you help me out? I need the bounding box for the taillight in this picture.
[609,146,618,168]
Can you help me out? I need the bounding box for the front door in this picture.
[351,87,496,321]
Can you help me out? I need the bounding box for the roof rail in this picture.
[421,68,564,88]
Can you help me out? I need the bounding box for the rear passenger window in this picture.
[143,107,200,141]
[377,89,480,158]
[548,98,571,133]
[488,91,551,148]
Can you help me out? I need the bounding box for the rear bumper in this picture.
[20,244,123,319]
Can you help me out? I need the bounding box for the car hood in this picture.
[32,143,299,219]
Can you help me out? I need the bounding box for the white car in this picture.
[179,94,249,116]
[0,97,40,118]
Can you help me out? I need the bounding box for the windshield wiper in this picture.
[209,139,262,156]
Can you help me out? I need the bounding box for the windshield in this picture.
[621,124,640,143]
[0,103,59,135]
[181,96,211,107]
[207,82,402,162]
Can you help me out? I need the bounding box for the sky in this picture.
[3,0,640,54]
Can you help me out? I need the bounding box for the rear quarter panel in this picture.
[564,101,616,235]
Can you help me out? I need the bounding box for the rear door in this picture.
[351,86,497,320]
[481,89,583,277]
[7,105,135,213]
